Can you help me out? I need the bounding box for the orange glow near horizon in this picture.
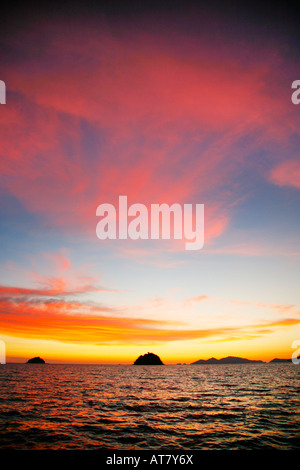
[1,263,300,365]
[2,305,299,365]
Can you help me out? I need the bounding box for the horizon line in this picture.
[3,356,295,365]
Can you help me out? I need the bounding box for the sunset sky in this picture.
[1,1,300,363]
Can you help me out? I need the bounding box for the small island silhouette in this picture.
[269,358,292,363]
[191,356,264,364]
[26,357,45,364]
[133,352,164,365]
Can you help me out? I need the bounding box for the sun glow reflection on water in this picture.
[0,363,299,450]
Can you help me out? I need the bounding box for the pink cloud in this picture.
[1,18,298,251]
[269,160,300,189]
[1,251,119,296]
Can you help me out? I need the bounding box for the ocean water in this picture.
[0,363,299,450]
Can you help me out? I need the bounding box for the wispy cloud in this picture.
[230,298,300,316]
[1,281,299,346]
[1,18,298,252]
[269,160,300,189]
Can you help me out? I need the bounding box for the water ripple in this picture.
[0,363,299,450]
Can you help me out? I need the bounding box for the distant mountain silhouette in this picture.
[26,357,45,364]
[134,352,164,365]
[269,358,291,363]
[191,356,265,364]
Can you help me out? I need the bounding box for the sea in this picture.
[0,363,299,450]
